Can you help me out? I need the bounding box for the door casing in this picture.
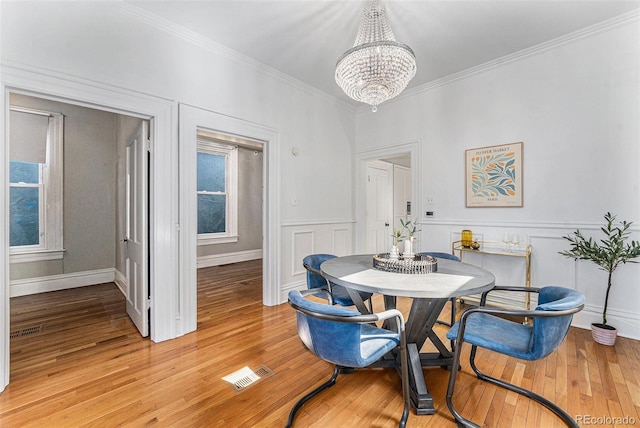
[355,142,420,254]
[1,65,178,393]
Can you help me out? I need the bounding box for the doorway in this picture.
[194,129,264,271]
[356,143,419,255]
[8,93,150,338]
[1,69,178,392]
[178,104,280,336]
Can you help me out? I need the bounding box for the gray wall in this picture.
[10,94,119,280]
[197,146,263,258]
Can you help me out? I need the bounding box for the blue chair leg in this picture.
[286,365,340,427]
[468,346,579,428]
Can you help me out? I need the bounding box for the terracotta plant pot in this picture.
[591,323,617,346]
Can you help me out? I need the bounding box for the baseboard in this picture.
[9,268,116,298]
[279,280,306,304]
[114,269,127,297]
[197,249,262,268]
[572,304,640,341]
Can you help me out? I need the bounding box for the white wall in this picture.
[0,1,357,390]
[356,16,640,339]
[1,3,355,300]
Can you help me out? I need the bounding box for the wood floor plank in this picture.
[2,260,640,427]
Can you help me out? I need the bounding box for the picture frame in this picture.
[465,142,523,207]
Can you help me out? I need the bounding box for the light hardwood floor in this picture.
[1,259,639,427]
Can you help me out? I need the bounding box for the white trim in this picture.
[197,249,263,268]
[280,280,307,302]
[357,9,640,114]
[8,110,64,254]
[281,219,356,227]
[197,235,239,246]
[114,268,127,296]
[573,305,640,341]
[9,249,65,263]
[179,103,281,339]
[418,218,640,232]
[1,63,179,392]
[355,142,420,254]
[118,3,354,114]
[9,268,116,298]
[196,140,238,241]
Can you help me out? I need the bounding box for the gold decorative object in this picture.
[461,230,473,247]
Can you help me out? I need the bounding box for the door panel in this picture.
[125,122,149,337]
[365,161,393,254]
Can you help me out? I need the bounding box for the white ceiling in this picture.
[128,0,639,105]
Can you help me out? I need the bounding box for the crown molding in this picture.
[357,8,640,114]
[118,3,356,114]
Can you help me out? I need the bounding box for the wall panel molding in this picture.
[281,219,355,227]
[422,218,640,232]
[280,221,354,303]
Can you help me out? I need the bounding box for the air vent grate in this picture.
[222,365,275,393]
[10,325,43,338]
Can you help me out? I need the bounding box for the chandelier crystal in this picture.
[335,0,417,112]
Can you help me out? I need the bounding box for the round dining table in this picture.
[321,254,495,415]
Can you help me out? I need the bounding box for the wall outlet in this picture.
[425,195,435,205]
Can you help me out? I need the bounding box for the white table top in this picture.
[321,254,495,299]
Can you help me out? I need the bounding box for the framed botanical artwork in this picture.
[465,142,523,207]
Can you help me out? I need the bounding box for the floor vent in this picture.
[222,365,275,393]
[10,325,43,338]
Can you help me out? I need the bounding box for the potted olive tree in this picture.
[559,212,640,345]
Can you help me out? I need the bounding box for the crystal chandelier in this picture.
[335,0,417,112]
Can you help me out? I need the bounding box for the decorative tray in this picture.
[372,253,438,274]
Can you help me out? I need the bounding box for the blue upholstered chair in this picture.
[303,254,373,311]
[418,252,461,328]
[287,289,410,428]
[445,286,585,428]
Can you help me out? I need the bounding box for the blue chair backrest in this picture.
[303,254,336,290]
[531,286,585,360]
[420,252,460,262]
[289,290,366,367]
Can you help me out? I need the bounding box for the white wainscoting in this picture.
[419,220,640,340]
[10,268,117,297]
[279,220,354,303]
[197,249,263,268]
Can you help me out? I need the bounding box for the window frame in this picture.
[9,161,44,249]
[196,139,238,245]
[9,107,64,263]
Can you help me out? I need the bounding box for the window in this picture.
[197,139,238,245]
[9,107,64,262]
[9,161,43,247]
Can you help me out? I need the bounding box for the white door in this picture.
[125,122,149,337]
[393,164,412,230]
[365,161,393,254]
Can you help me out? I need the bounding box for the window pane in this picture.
[10,187,40,246]
[197,152,225,192]
[198,194,226,234]
[10,161,40,184]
